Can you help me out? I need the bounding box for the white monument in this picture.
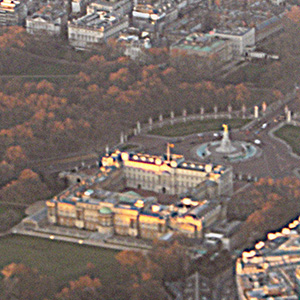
[216,124,236,153]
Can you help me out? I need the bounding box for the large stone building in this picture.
[68,11,129,49]
[46,185,225,239]
[171,33,233,62]
[46,149,232,240]
[0,0,27,26]
[26,6,67,36]
[87,0,132,17]
[111,150,233,196]
[210,27,255,57]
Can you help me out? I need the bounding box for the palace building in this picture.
[45,149,232,240]
[101,148,233,197]
[46,185,225,239]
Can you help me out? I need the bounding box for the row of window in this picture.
[69,33,102,42]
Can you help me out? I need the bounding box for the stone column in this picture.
[159,114,163,127]
[182,109,187,123]
[120,132,124,144]
[228,104,232,119]
[133,128,137,135]
[200,107,204,120]
[148,117,153,130]
[105,145,109,154]
[287,110,292,123]
[242,104,246,119]
[284,105,289,115]
[137,121,141,134]
[170,111,174,125]
[254,106,259,118]
[262,101,267,114]
[214,105,218,119]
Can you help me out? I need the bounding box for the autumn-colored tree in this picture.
[56,275,103,300]
[5,145,27,165]
[229,176,300,243]
[0,160,15,185]
[0,169,51,204]
[0,263,55,300]
[235,83,251,105]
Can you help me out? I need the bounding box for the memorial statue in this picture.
[222,124,228,134]
[216,123,236,153]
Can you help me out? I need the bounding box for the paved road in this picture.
[128,91,300,180]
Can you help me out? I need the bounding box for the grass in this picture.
[0,235,119,288]
[274,125,300,156]
[120,144,140,151]
[20,60,80,76]
[149,118,251,137]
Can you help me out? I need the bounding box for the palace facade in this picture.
[102,149,233,197]
[46,149,232,240]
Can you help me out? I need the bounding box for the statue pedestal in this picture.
[216,132,236,153]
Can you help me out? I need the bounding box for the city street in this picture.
[128,92,300,181]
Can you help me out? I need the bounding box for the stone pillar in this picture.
[124,134,128,142]
[200,107,204,120]
[148,117,153,130]
[287,110,292,123]
[182,109,187,123]
[137,121,141,134]
[105,145,109,154]
[242,104,246,119]
[284,105,289,115]
[254,106,259,118]
[214,105,218,119]
[159,114,163,127]
[228,104,232,119]
[133,128,137,135]
[120,132,124,144]
[262,101,267,114]
[170,111,174,125]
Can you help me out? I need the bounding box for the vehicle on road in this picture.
[254,139,261,145]
[261,123,268,129]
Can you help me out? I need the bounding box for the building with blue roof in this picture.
[46,149,231,240]
[170,33,233,62]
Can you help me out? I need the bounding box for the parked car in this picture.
[254,139,261,145]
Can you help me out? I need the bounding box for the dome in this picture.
[99,207,112,214]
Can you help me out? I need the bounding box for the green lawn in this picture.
[274,125,300,156]
[149,118,251,137]
[0,235,119,287]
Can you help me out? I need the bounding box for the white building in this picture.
[71,0,85,14]
[68,11,129,49]
[0,0,27,26]
[132,2,179,32]
[270,0,285,5]
[26,6,67,36]
[211,27,255,57]
[87,0,132,17]
[102,151,233,196]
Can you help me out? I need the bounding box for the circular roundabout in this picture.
[196,125,260,163]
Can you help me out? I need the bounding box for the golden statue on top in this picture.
[222,124,228,133]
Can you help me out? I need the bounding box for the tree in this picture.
[0,263,55,300]
[56,275,103,300]
[0,169,51,204]
[5,145,27,165]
